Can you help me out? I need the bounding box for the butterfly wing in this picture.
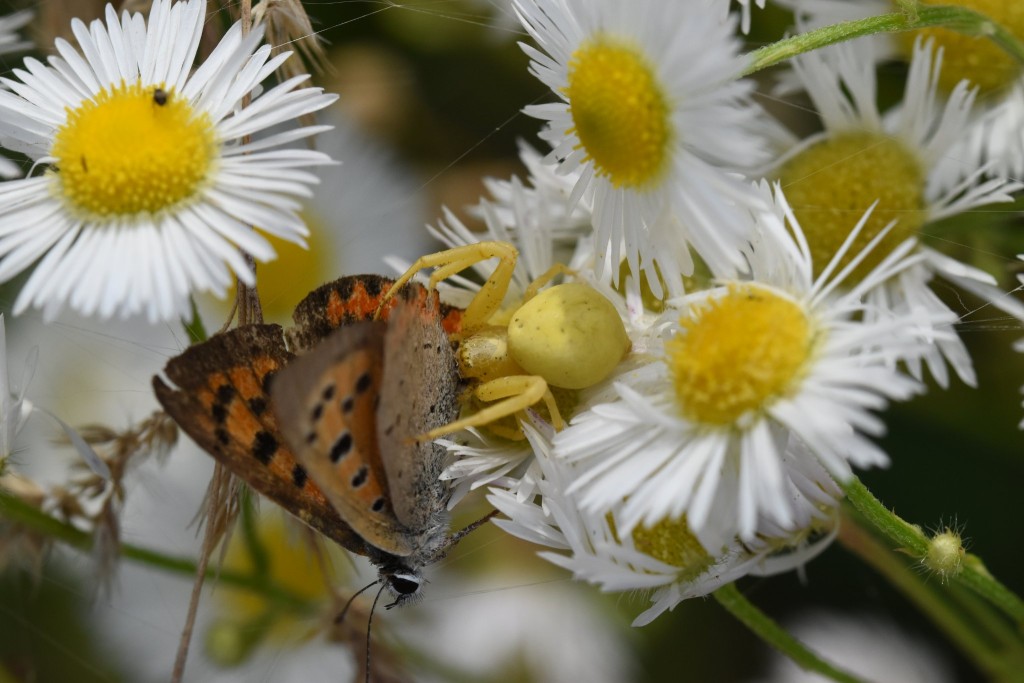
[152,325,371,555]
[289,275,464,353]
[377,294,460,532]
[288,274,396,353]
[270,321,417,557]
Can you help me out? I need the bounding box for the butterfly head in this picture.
[370,550,431,609]
[383,569,424,608]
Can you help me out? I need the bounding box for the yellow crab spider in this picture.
[377,241,631,440]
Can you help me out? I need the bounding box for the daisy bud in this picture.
[923,528,964,583]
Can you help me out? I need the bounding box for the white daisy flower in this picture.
[0,0,337,322]
[555,182,946,553]
[781,0,1024,182]
[488,419,839,626]
[770,37,1024,387]
[513,0,770,295]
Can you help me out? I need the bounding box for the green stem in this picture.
[745,5,1024,75]
[837,506,1006,677]
[712,584,865,683]
[844,479,1024,630]
[0,490,311,612]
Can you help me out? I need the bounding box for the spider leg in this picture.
[375,241,519,334]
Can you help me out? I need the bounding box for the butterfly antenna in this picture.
[365,583,388,683]
[335,579,380,626]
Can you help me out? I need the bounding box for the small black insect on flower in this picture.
[153,88,168,106]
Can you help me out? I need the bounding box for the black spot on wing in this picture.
[292,464,308,488]
[351,465,368,488]
[322,384,336,401]
[211,384,234,424]
[248,396,267,416]
[355,372,372,394]
[310,402,324,422]
[215,427,230,445]
[371,497,385,512]
[341,396,354,414]
[216,384,236,404]
[252,431,278,464]
[330,432,352,463]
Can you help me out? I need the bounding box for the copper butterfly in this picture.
[154,275,479,604]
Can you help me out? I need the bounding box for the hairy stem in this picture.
[746,5,1024,75]
[844,479,1024,636]
[837,506,1007,678]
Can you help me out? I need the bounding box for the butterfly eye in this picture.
[388,574,421,595]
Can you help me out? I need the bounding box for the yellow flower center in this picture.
[632,517,714,579]
[668,285,813,425]
[609,514,714,579]
[564,36,673,189]
[52,81,217,218]
[776,132,925,281]
[898,0,1024,94]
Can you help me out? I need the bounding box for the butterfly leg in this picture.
[417,374,564,440]
[375,241,519,335]
[432,509,500,560]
